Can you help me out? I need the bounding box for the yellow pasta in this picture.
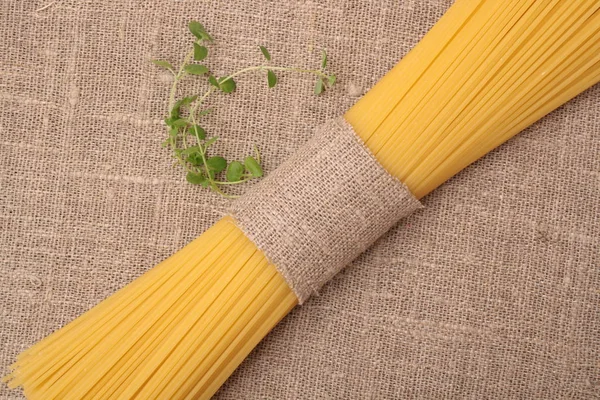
[5,0,599,398]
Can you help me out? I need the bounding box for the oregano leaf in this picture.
[204,137,219,147]
[206,156,227,173]
[187,152,204,166]
[188,21,203,39]
[188,21,213,41]
[181,146,200,155]
[328,74,337,87]
[171,96,197,119]
[208,75,220,88]
[321,49,327,69]
[259,45,271,61]
[226,161,244,182]
[267,70,277,88]
[186,172,207,185]
[174,95,198,110]
[244,156,263,178]
[184,64,209,75]
[218,77,236,93]
[151,59,174,71]
[189,125,206,140]
[183,95,198,104]
[194,44,208,60]
[314,78,324,95]
[171,119,189,128]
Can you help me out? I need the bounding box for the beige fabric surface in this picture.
[230,117,422,303]
[1,0,598,399]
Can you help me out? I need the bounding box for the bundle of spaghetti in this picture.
[4,0,599,399]
[348,0,600,198]
[5,219,297,399]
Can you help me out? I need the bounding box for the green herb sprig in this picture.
[153,21,336,197]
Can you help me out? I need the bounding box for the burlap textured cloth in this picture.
[1,1,598,399]
[230,117,422,303]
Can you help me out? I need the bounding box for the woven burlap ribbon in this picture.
[230,117,422,303]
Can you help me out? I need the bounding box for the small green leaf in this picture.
[198,108,213,116]
[204,137,219,147]
[259,45,271,61]
[328,74,337,87]
[186,172,207,185]
[208,75,220,88]
[244,156,263,178]
[314,78,324,95]
[188,21,204,39]
[181,95,198,105]
[188,21,213,41]
[173,95,197,110]
[321,49,327,69]
[171,95,197,118]
[226,161,244,182]
[187,152,204,166]
[184,64,209,75]
[206,156,227,173]
[194,44,208,61]
[181,146,200,155]
[218,77,236,93]
[170,106,180,119]
[172,119,189,127]
[164,117,177,127]
[151,59,174,71]
[168,127,178,145]
[267,70,277,88]
[189,125,206,140]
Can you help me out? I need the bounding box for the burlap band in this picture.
[229,117,422,303]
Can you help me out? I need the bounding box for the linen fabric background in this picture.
[1,0,598,399]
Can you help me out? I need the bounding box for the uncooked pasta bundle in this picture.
[5,0,599,398]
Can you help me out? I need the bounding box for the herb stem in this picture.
[186,65,328,121]
[213,179,251,185]
[190,113,213,183]
[169,48,196,110]
[222,65,329,83]
[189,86,216,120]
[182,129,189,150]
[211,184,239,199]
